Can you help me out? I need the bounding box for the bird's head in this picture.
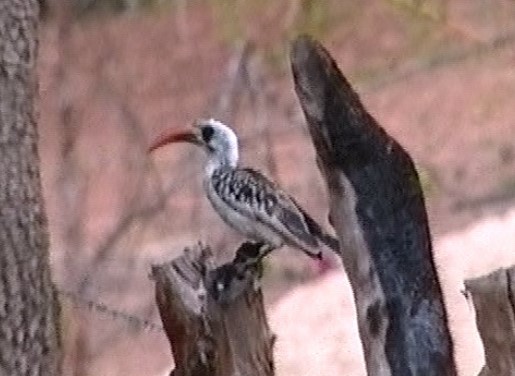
[148,118,239,169]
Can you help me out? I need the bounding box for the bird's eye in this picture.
[201,126,215,143]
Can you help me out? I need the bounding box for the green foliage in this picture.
[379,0,454,81]
[500,175,515,195]
[416,164,438,197]
[209,0,333,69]
[288,0,331,40]
[209,0,247,45]
[386,0,447,22]
[208,0,332,44]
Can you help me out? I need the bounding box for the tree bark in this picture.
[0,1,61,375]
[290,36,456,376]
[152,244,275,376]
[465,267,515,376]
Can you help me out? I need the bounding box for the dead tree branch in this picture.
[290,35,456,375]
[465,267,515,376]
[208,41,255,122]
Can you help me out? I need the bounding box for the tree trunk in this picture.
[0,1,61,375]
[290,36,456,376]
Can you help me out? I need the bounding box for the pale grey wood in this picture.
[466,267,515,376]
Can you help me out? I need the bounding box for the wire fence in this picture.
[59,288,165,332]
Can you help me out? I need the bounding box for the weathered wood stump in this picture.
[290,35,457,375]
[151,244,275,376]
[465,267,515,376]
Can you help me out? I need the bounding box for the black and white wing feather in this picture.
[210,168,338,255]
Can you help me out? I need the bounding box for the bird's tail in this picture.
[319,232,340,254]
[298,207,340,255]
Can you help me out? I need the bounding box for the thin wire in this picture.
[57,288,165,333]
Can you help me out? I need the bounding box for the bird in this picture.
[148,118,339,266]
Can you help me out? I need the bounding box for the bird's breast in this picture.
[204,175,283,248]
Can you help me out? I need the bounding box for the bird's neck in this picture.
[205,148,238,176]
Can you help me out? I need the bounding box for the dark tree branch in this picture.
[290,35,456,376]
[465,267,515,376]
[152,244,275,376]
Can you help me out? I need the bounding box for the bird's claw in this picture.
[209,263,244,303]
[208,257,261,305]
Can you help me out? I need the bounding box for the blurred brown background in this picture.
[37,1,515,375]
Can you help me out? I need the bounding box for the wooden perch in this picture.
[465,267,515,376]
[290,36,457,375]
[151,244,275,376]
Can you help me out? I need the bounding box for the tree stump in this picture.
[290,35,457,375]
[465,267,515,376]
[151,244,275,376]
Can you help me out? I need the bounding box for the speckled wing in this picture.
[210,168,337,253]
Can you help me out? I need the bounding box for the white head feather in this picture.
[195,119,239,175]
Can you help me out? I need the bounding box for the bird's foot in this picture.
[234,242,266,263]
[208,263,249,303]
[208,242,265,304]
[235,241,273,270]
